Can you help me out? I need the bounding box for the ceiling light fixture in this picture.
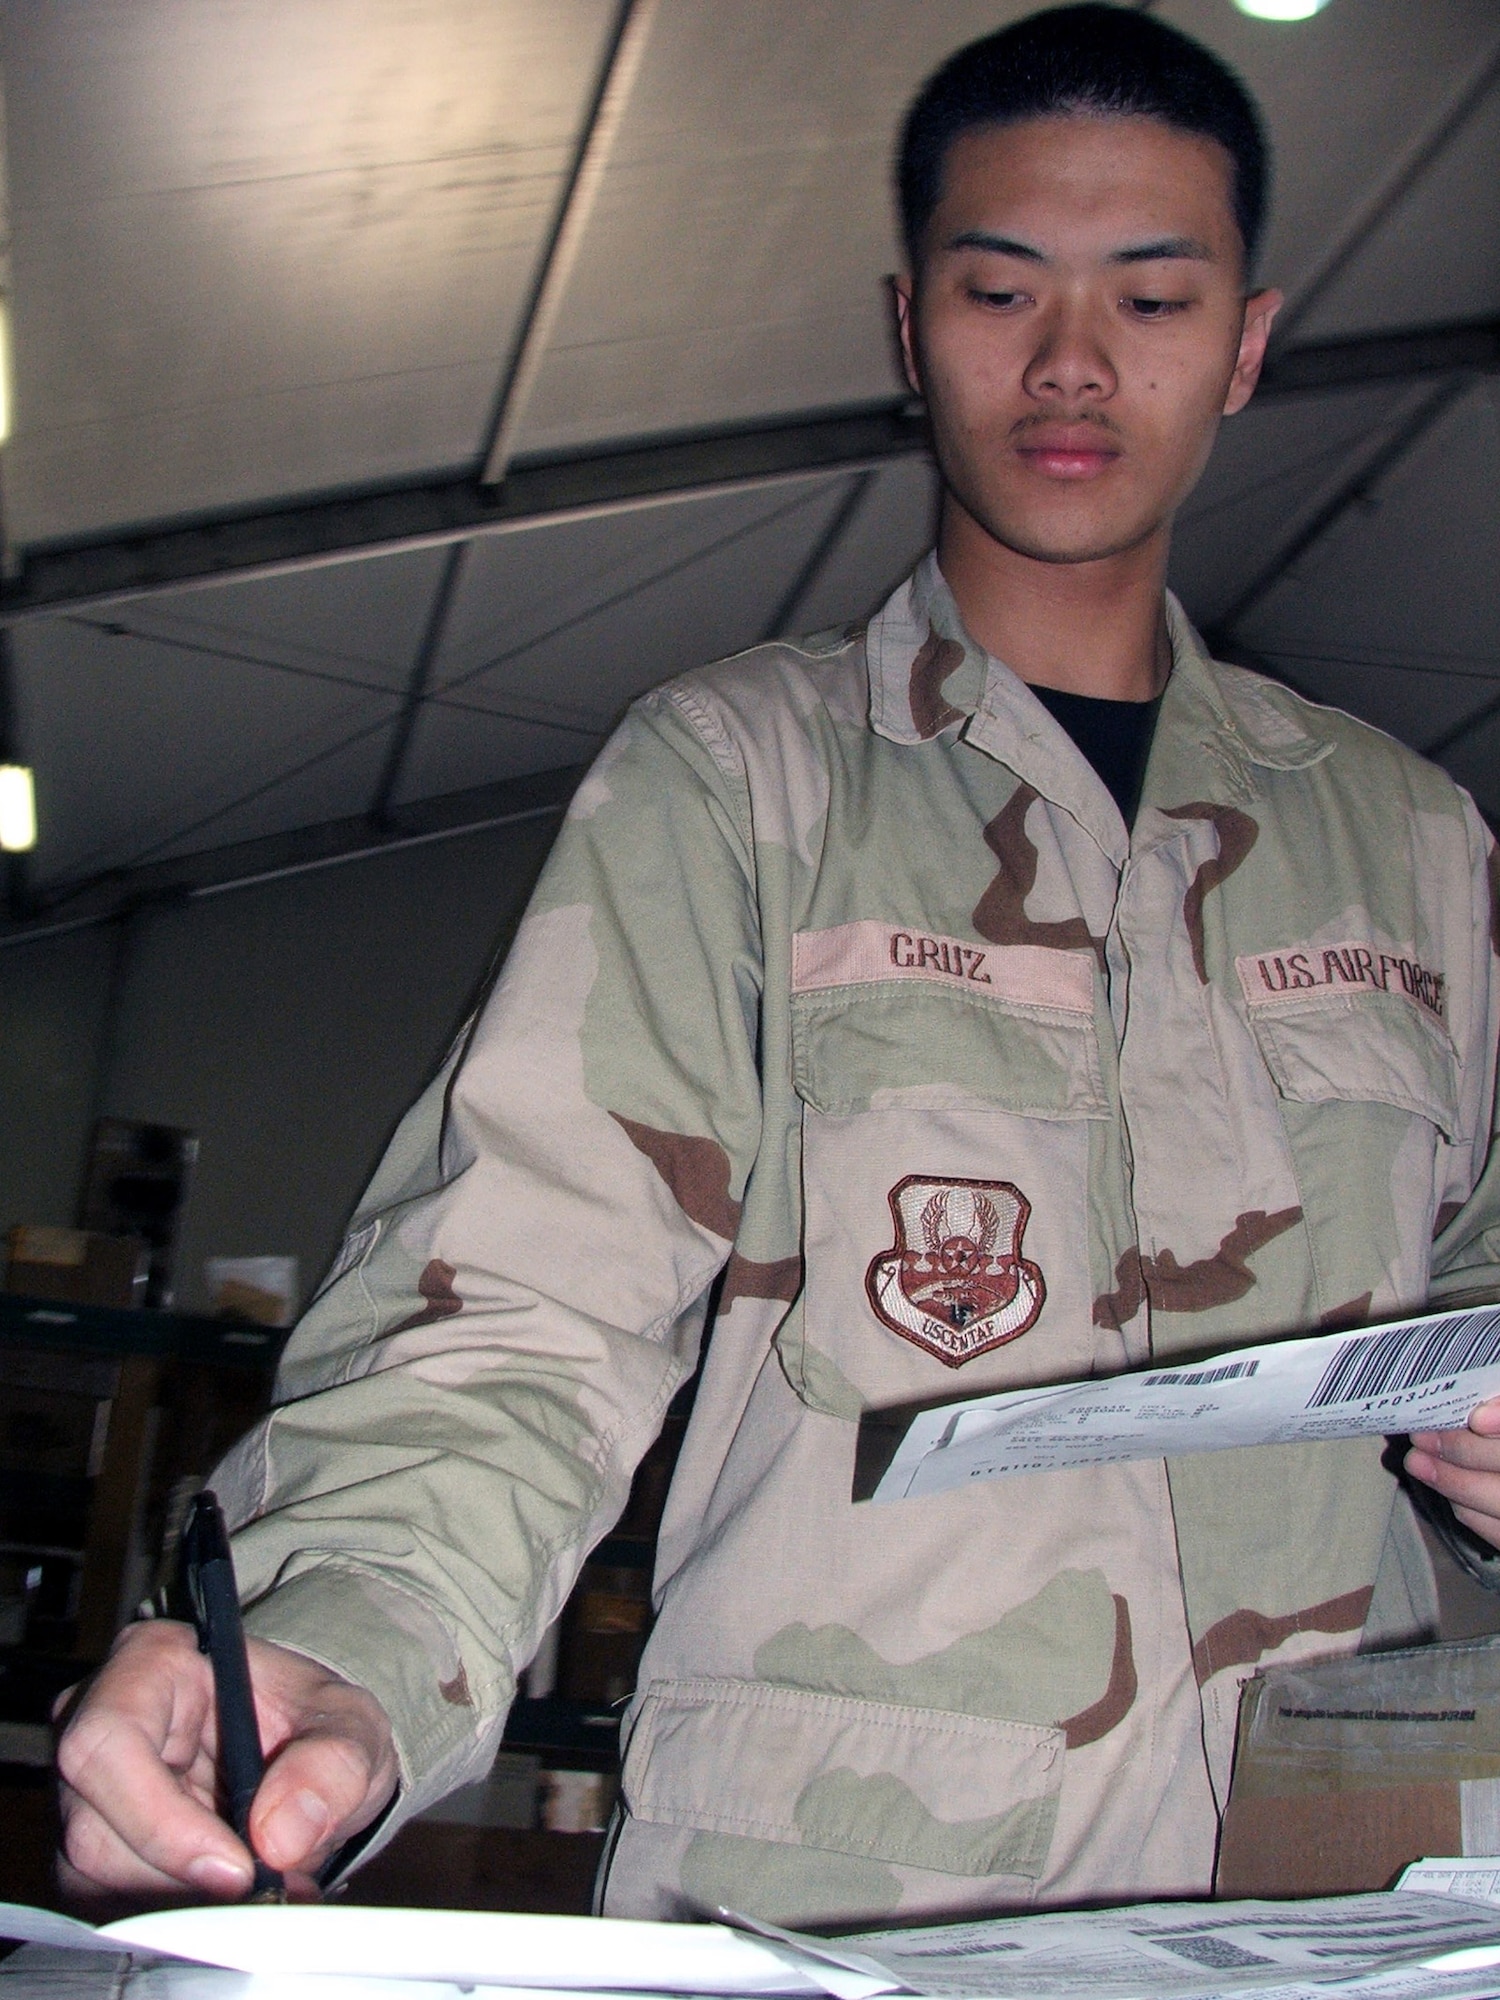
[0,764,36,851]
[1232,0,1331,17]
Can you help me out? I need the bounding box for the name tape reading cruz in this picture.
[793,922,1095,1013]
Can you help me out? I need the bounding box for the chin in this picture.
[951,476,1163,569]
[990,522,1161,566]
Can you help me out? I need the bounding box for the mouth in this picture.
[1013,428,1122,481]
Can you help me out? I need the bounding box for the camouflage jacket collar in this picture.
[866,554,1335,861]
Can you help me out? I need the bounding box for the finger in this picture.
[58,1728,255,1897]
[57,1628,255,1895]
[57,1791,241,1899]
[1414,1400,1500,1449]
[1453,1502,1500,1549]
[1405,1442,1453,1489]
[1404,1445,1500,1548]
[251,1727,396,1874]
[1408,1427,1500,1472]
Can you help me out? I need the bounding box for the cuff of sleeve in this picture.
[1426,1277,1500,1311]
[240,1562,511,1826]
[1406,1474,1500,1596]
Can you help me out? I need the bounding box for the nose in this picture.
[1021,299,1116,403]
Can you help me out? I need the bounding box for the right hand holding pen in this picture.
[55,1619,398,1898]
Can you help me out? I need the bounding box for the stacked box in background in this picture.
[1218,1637,1500,1896]
[5,1226,149,1310]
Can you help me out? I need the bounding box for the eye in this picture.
[968,285,1032,311]
[1124,296,1191,320]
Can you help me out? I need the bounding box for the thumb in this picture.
[250,1729,390,1873]
[1472,1395,1500,1435]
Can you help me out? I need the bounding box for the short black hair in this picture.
[898,4,1270,275]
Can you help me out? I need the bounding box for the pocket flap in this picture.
[791,990,1105,1119]
[1245,990,1459,1139]
[622,1676,1063,1878]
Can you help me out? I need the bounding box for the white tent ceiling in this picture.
[0,0,1496,923]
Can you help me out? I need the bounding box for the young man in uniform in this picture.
[57,4,1500,1923]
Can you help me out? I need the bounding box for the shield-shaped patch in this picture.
[865,1175,1045,1367]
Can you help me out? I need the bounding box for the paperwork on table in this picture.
[0,1905,833,1997]
[861,1298,1500,1503]
[1399,1858,1500,1906]
[753,1889,1500,2000]
[12,1877,1500,2000]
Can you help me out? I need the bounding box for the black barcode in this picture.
[1142,1360,1260,1387]
[1307,1307,1500,1408]
[1148,1937,1276,1971]
[881,1939,1024,1959]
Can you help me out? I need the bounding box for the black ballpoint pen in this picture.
[180,1488,287,1902]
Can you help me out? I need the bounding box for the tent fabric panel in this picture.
[11,615,399,887]
[1288,80,1500,343]
[394,475,868,803]
[106,543,456,695]
[1168,382,1419,630]
[1,0,618,545]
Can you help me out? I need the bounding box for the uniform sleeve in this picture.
[218,686,764,1832]
[1416,804,1500,1590]
[1429,803,1500,1306]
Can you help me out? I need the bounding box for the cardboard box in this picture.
[4,1225,150,1309]
[1217,1636,1500,1897]
[205,1255,299,1327]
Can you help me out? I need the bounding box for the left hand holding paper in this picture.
[1406,1395,1500,1550]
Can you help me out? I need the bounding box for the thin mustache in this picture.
[1009,412,1124,443]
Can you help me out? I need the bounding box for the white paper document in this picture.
[825,1892,1500,2000]
[865,1299,1500,1503]
[12,1889,1500,2000]
[0,1905,833,1998]
[1397,1859,1500,1909]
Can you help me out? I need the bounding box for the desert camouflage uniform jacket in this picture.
[221,554,1500,1926]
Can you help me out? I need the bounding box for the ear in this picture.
[1223,287,1283,416]
[892,273,923,398]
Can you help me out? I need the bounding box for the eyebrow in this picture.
[945,230,1216,264]
[948,231,1046,261]
[1110,236,1216,264]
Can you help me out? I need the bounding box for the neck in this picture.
[936,498,1173,702]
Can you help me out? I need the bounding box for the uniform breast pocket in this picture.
[780,975,1111,1417]
[1245,987,1461,1313]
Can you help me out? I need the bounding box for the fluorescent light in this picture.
[0,763,36,851]
[1233,0,1331,17]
